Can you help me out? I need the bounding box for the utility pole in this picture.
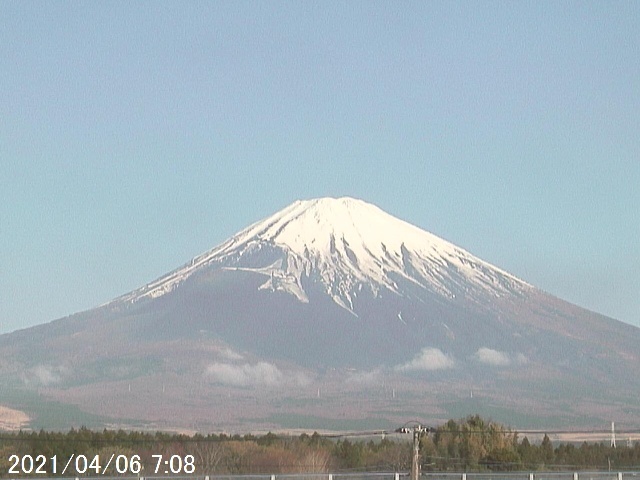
[397,421,431,480]
[411,425,425,480]
[611,422,616,448]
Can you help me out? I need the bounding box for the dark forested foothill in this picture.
[1,417,640,476]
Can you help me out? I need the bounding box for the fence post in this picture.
[573,473,578,480]
[329,474,333,480]
[618,473,623,480]
[529,473,534,480]
[271,475,276,480]
[395,473,400,480]
[462,473,466,480]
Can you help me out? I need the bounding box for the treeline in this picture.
[421,415,640,471]
[1,416,640,476]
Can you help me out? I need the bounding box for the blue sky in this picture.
[1,1,638,333]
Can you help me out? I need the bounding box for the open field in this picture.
[549,432,640,444]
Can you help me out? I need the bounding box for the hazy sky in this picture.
[1,1,638,333]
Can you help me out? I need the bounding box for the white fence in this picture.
[189,473,639,480]
[9,473,640,480]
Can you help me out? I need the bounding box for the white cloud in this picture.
[205,362,311,387]
[474,348,511,366]
[396,348,455,371]
[217,347,244,361]
[22,365,69,386]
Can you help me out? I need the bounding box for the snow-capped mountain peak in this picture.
[115,197,530,311]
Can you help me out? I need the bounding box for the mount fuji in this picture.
[1,197,639,432]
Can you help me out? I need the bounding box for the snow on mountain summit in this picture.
[116,197,531,311]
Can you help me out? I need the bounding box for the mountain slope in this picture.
[1,197,639,431]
